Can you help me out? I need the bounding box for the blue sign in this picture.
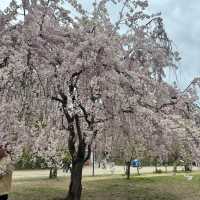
[131,159,141,167]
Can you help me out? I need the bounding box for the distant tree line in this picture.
[15,148,71,171]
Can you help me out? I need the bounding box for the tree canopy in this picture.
[0,0,200,199]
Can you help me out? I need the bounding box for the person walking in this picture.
[0,146,13,200]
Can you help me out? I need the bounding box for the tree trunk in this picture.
[53,167,58,177]
[92,150,95,177]
[165,164,168,173]
[49,167,57,179]
[154,158,159,173]
[61,108,92,200]
[49,168,53,179]
[137,167,140,175]
[125,161,131,179]
[184,163,192,172]
[66,161,84,200]
[173,161,177,175]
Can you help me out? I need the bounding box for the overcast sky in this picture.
[148,0,200,89]
[0,0,199,89]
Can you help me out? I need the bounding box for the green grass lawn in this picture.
[10,172,200,200]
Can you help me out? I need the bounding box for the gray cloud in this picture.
[149,0,200,89]
[0,0,9,10]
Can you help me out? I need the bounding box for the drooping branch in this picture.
[58,90,68,106]
[52,91,72,122]
[68,121,76,160]
[75,114,83,142]
[51,96,63,104]
[38,0,50,33]
[0,56,9,69]
[84,144,91,162]
[78,103,92,126]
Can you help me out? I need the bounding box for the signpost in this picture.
[131,159,142,175]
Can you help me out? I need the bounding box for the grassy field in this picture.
[10,171,200,200]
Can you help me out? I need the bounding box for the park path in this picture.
[13,166,200,180]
